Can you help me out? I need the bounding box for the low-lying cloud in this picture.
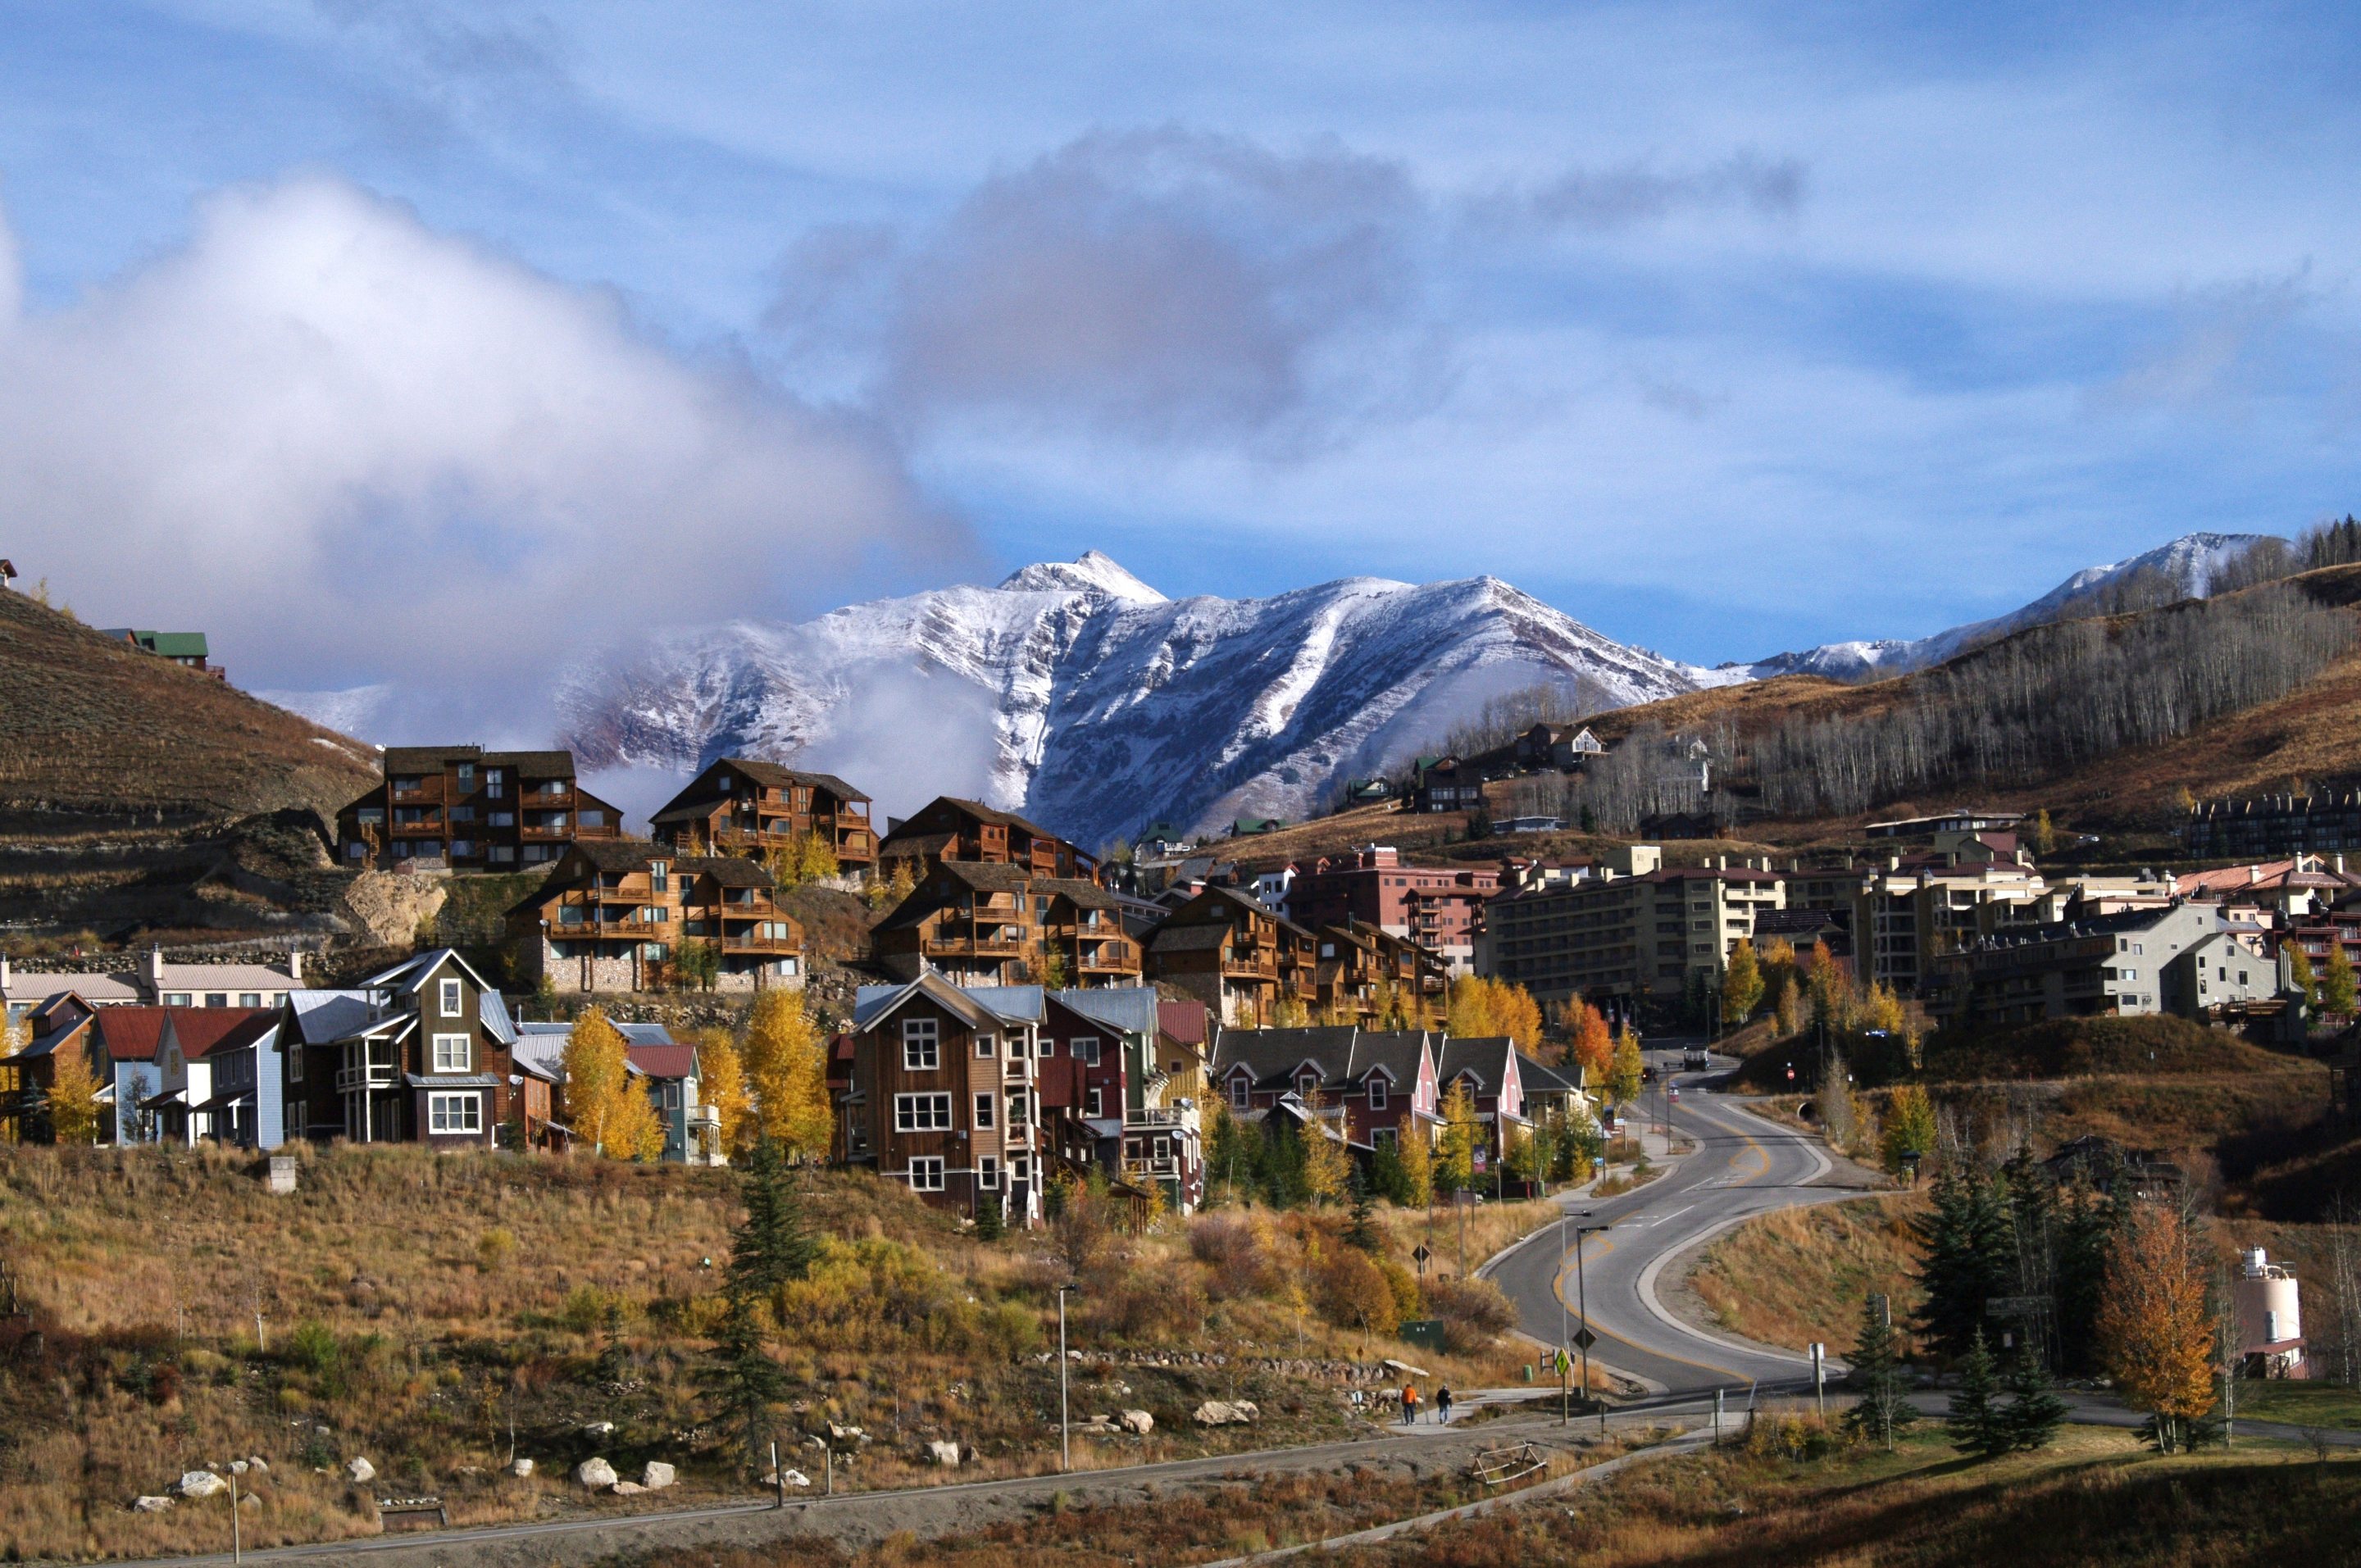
[0,175,959,741]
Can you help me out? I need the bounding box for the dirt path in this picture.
[101,1415,1676,1568]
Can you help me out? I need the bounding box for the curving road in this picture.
[1486,1046,1869,1399]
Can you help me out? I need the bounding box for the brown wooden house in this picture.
[1312,919,1447,1027]
[277,950,516,1149]
[507,842,805,995]
[839,974,1053,1226]
[1144,884,1317,1028]
[871,862,1141,988]
[648,758,876,871]
[335,747,622,870]
[877,797,1099,884]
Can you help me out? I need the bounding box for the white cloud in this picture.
[0,174,960,739]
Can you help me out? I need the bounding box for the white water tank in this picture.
[2235,1248,2303,1369]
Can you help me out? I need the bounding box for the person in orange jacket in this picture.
[1400,1384,1418,1425]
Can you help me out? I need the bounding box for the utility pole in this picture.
[227,1466,242,1565]
[1572,1217,1609,1431]
[1811,1343,1826,1420]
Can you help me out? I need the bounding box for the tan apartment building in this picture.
[1481,848,1784,1009]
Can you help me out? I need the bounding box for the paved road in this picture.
[1486,1047,1877,1399]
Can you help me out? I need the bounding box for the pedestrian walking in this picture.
[1400,1384,1418,1425]
[1437,1384,1453,1425]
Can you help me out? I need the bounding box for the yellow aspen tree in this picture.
[1606,1031,1644,1108]
[2098,1203,2217,1452]
[606,1073,666,1162]
[743,990,832,1160]
[46,1042,103,1145]
[1298,1089,1349,1206]
[698,1029,753,1157]
[562,1007,631,1156]
[1722,939,1764,1021]
[1436,1080,1479,1193]
[1398,1122,1435,1207]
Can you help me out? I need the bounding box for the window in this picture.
[164,992,190,1007]
[974,1092,995,1129]
[1009,1032,1030,1060]
[1007,1091,1030,1128]
[651,861,669,893]
[439,978,462,1018]
[289,1046,304,1083]
[240,993,262,1008]
[894,1093,953,1132]
[1229,1075,1251,1110]
[1368,1078,1389,1111]
[902,1018,939,1070]
[1297,1070,1318,1097]
[434,1034,471,1073]
[1074,1037,1102,1066]
[206,993,228,1008]
[979,1156,1001,1190]
[1085,1087,1104,1117]
[457,762,475,789]
[1010,1153,1030,1184]
[975,1033,996,1058]
[428,1092,483,1134]
[908,1157,944,1192]
[486,770,504,799]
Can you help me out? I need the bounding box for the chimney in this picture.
[2250,865,2262,884]
[2341,855,2349,877]
[1,953,9,998]
[147,945,166,992]
[288,946,303,985]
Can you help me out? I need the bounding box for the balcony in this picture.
[1221,955,1279,979]
[721,934,799,953]
[334,1048,398,1094]
[521,824,572,840]
[925,935,1025,957]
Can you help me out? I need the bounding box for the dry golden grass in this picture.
[0,1146,1541,1561]
[1686,1194,1926,1355]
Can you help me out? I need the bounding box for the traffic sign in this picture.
[1570,1325,1599,1352]
[1412,1243,1431,1266]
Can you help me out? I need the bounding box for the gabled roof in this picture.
[627,1043,699,1080]
[1349,1029,1435,1091]
[168,1008,275,1060]
[1157,999,1210,1047]
[91,1007,171,1062]
[154,962,298,993]
[365,947,497,996]
[1212,1026,1358,1090]
[1051,987,1160,1039]
[285,990,384,1045]
[853,974,1045,1034]
[380,746,576,776]
[1516,1051,1584,1094]
[0,970,141,1005]
[713,758,870,803]
[1146,921,1231,953]
[1435,1034,1516,1088]
[1039,876,1120,911]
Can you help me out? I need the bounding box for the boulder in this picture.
[639,1461,676,1490]
[510,1459,535,1479]
[1119,1410,1155,1434]
[239,1493,262,1511]
[927,1440,962,1467]
[229,1460,249,1476]
[178,1470,227,1500]
[1191,1401,1259,1427]
[247,1457,270,1474]
[132,1496,175,1513]
[612,1480,646,1496]
[343,1457,375,1484]
[582,1421,617,1439]
[575,1457,618,1490]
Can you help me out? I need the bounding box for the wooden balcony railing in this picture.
[926,936,1025,957]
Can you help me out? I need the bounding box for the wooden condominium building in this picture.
[507,842,806,995]
[1312,919,1449,1028]
[279,950,517,1149]
[1144,884,1317,1027]
[878,797,1100,884]
[871,861,1140,988]
[336,747,623,870]
[650,758,876,871]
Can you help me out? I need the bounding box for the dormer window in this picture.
[1368,1078,1389,1111]
[1297,1070,1318,1098]
[1228,1072,1251,1110]
[439,978,463,1018]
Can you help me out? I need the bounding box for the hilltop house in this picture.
[100,628,221,679]
[877,797,1100,884]
[279,950,517,1148]
[507,843,805,995]
[649,758,876,872]
[839,974,1054,1226]
[334,746,623,870]
[2,948,305,1025]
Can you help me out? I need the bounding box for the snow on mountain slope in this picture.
[1738,532,2277,682]
[556,555,1707,849]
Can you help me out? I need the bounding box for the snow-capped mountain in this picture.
[1735,532,2275,682]
[556,552,1711,849]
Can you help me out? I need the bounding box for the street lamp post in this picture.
[1057,1281,1078,1471]
[1567,1216,1609,1427]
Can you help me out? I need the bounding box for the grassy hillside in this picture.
[0,1143,1534,1562]
[1685,1195,1925,1356]
[1582,561,2361,843]
[0,585,378,822]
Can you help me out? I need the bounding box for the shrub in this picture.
[1315,1248,1399,1336]
[1422,1275,1515,1354]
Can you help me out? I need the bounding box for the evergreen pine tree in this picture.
[1999,1347,2068,1452]
[2054,1183,2125,1376]
[1841,1294,1918,1451]
[1344,1166,1381,1252]
[972,1189,1006,1242]
[728,1138,817,1304]
[1912,1166,2019,1360]
[1945,1329,2008,1459]
[702,1136,808,1472]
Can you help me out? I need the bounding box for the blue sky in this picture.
[6,1,2361,693]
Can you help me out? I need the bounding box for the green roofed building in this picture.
[99,629,220,678]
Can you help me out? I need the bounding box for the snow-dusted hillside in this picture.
[1735,532,2275,682]
[555,552,1708,848]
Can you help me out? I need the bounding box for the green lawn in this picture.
[2234,1381,2361,1432]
